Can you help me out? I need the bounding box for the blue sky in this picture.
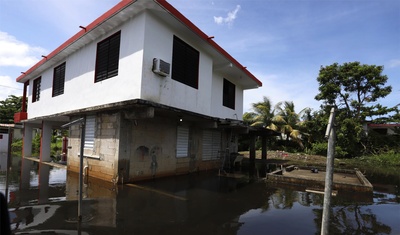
[1,0,399,115]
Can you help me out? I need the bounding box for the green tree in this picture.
[0,95,22,124]
[315,62,394,157]
[270,101,310,148]
[241,97,276,151]
[300,109,326,149]
[315,61,392,121]
[248,96,275,128]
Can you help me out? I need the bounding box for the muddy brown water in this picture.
[1,162,399,235]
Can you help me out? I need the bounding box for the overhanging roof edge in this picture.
[16,0,136,83]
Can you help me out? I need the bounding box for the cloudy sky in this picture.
[1,0,399,114]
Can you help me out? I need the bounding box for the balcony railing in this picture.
[14,112,28,123]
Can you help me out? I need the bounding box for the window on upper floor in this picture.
[172,36,199,89]
[223,78,235,109]
[52,62,66,97]
[32,77,41,103]
[95,31,121,83]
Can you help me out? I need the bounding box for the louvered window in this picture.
[52,62,66,97]
[172,36,199,89]
[95,31,121,82]
[223,78,235,109]
[84,115,96,149]
[32,77,41,103]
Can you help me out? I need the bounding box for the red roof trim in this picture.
[16,0,135,82]
[368,123,400,127]
[17,0,262,87]
[155,0,262,87]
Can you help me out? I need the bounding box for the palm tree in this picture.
[270,101,310,148]
[249,96,275,128]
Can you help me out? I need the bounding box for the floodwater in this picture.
[1,160,399,235]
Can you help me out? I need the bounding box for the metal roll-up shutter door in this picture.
[202,130,221,161]
[202,130,213,160]
[176,126,189,158]
[212,131,221,159]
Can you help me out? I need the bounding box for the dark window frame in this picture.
[52,62,66,97]
[172,36,199,89]
[94,31,121,83]
[223,78,235,109]
[32,77,41,103]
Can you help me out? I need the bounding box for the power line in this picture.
[0,85,23,90]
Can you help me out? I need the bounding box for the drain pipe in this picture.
[78,118,85,222]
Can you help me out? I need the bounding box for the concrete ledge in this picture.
[23,156,67,169]
[356,170,373,188]
[266,167,373,193]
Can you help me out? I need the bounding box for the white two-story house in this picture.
[14,0,262,182]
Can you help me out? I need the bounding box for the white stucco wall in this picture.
[27,13,147,119]
[141,12,243,119]
[211,73,243,120]
[26,11,245,121]
[210,73,244,120]
[141,12,213,116]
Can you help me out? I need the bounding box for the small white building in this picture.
[364,123,400,135]
[14,0,262,182]
[0,124,22,172]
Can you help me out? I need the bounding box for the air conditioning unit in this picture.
[152,58,170,77]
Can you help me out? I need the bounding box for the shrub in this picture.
[311,142,347,158]
[311,142,328,156]
[11,138,22,156]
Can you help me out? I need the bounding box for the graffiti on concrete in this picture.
[150,146,161,176]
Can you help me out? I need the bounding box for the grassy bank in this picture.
[239,150,400,178]
[340,153,400,177]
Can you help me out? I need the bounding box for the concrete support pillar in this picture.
[260,135,267,177]
[38,164,50,204]
[261,136,267,160]
[249,134,256,178]
[40,121,52,162]
[22,124,33,158]
[21,124,33,189]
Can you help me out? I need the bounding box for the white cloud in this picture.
[0,75,23,101]
[243,71,321,115]
[214,5,241,26]
[388,59,400,68]
[0,31,46,67]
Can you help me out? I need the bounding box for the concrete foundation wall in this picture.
[68,112,121,182]
[126,117,177,181]
[122,116,225,182]
[67,109,231,183]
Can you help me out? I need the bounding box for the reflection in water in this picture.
[9,205,60,230]
[313,204,392,234]
[238,186,399,235]
[1,161,399,235]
